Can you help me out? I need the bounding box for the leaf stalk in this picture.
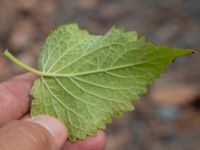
[4,50,44,76]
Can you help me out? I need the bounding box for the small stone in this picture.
[150,84,200,106]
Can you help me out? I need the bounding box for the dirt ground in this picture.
[0,0,200,150]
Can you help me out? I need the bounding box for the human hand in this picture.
[0,73,106,150]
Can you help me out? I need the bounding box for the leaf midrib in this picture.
[42,61,151,77]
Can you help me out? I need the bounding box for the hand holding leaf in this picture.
[4,23,192,141]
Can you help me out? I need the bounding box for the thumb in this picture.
[0,115,67,150]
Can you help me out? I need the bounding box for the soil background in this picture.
[0,0,200,150]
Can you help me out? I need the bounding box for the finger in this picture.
[0,115,67,150]
[21,116,106,150]
[0,73,36,126]
[62,130,106,150]
[21,114,30,120]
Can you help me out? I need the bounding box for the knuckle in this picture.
[12,121,52,149]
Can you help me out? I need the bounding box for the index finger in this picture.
[0,73,36,126]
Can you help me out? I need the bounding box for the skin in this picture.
[0,73,106,150]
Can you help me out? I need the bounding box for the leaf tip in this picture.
[183,49,193,55]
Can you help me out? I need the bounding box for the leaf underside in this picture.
[30,23,192,141]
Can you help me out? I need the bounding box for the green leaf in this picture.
[4,23,192,141]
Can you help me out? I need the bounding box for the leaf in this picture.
[4,23,192,141]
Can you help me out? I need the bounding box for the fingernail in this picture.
[27,115,67,139]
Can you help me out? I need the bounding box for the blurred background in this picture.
[0,0,199,149]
